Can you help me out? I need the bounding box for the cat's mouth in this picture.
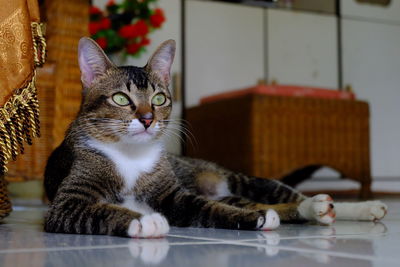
[124,120,160,143]
[134,130,152,136]
[130,128,157,139]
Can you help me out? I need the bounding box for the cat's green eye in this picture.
[151,93,166,106]
[112,93,130,106]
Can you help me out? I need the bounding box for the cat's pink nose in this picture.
[139,118,153,129]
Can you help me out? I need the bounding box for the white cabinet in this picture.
[342,0,400,23]
[185,0,264,107]
[266,9,338,89]
[342,18,400,177]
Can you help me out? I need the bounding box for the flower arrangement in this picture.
[89,0,166,57]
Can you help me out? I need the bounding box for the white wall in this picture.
[185,0,265,107]
[341,0,400,23]
[266,9,338,88]
[301,1,400,191]
[342,19,400,178]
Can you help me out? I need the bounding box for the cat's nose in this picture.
[139,118,153,129]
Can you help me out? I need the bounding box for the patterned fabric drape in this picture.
[0,0,46,220]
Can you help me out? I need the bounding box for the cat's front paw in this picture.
[128,213,170,238]
[298,194,336,225]
[256,209,280,231]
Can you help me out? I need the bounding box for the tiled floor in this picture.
[1,200,399,267]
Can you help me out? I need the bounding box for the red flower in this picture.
[90,6,102,15]
[96,37,107,49]
[106,0,116,6]
[140,37,151,46]
[126,42,141,55]
[150,8,165,28]
[134,20,149,36]
[119,24,136,38]
[118,20,149,38]
[100,18,111,30]
[89,22,101,35]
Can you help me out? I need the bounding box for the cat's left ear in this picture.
[146,39,176,86]
[78,37,114,88]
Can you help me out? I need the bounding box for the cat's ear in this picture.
[78,37,114,88]
[146,39,176,86]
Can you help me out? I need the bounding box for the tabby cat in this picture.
[44,37,387,238]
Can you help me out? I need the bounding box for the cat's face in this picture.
[77,37,175,144]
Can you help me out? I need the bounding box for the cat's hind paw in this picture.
[257,209,280,231]
[298,194,336,225]
[128,213,170,238]
[357,201,387,221]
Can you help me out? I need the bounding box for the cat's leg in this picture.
[223,174,387,223]
[218,194,336,225]
[288,196,388,223]
[151,186,280,230]
[218,196,302,222]
[333,201,387,221]
[194,172,335,224]
[45,196,169,238]
[174,159,385,224]
[290,196,388,223]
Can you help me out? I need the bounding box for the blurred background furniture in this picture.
[186,92,372,198]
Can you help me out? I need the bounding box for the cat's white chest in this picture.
[88,139,162,191]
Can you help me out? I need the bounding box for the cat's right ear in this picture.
[78,37,114,88]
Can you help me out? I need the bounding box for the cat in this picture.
[43,37,388,238]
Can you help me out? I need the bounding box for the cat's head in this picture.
[77,37,175,145]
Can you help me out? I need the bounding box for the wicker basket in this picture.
[186,94,372,198]
[0,175,12,220]
[6,0,89,182]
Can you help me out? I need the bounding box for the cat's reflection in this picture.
[128,239,170,264]
[253,221,387,264]
[256,231,281,256]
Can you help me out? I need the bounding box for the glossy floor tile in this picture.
[1,199,399,267]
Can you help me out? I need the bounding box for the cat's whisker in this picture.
[160,129,186,145]
[167,129,193,146]
[165,124,198,149]
[161,119,197,141]
[163,126,196,148]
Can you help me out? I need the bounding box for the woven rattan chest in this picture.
[186,94,372,198]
